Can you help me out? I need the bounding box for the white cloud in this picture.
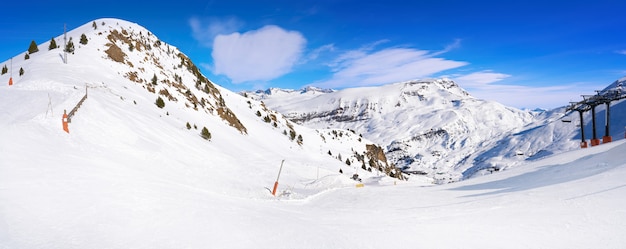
[189,17,244,47]
[212,25,306,83]
[617,50,626,55]
[454,71,511,88]
[316,46,467,88]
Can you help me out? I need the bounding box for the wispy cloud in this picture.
[454,71,511,88]
[304,44,335,62]
[212,25,306,83]
[471,84,606,109]
[315,42,467,88]
[430,39,462,57]
[189,16,244,47]
[454,73,605,109]
[616,50,626,55]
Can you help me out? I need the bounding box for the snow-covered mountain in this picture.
[2,18,626,249]
[246,78,626,183]
[0,17,404,200]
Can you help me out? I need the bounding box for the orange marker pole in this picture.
[272,160,285,196]
[271,181,279,196]
[8,58,12,86]
[62,110,69,133]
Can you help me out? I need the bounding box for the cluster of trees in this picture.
[22,31,89,77]
[4,63,23,76]
[185,122,211,141]
[30,31,89,56]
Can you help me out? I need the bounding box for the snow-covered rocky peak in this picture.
[96,19,249,133]
[243,86,334,103]
[253,78,541,182]
[301,86,334,94]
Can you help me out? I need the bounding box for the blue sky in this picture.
[2,0,625,109]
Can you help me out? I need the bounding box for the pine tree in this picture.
[1,65,7,75]
[48,38,57,50]
[289,130,296,140]
[346,158,351,166]
[24,53,30,60]
[28,40,39,54]
[19,67,24,76]
[151,74,157,85]
[186,122,192,130]
[92,21,97,30]
[79,34,88,45]
[201,127,211,140]
[65,38,75,53]
[155,96,165,108]
[297,134,303,145]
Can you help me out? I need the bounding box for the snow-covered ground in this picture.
[1,18,625,248]
[2,126,625,248]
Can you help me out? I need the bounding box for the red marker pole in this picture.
[62,110,69,133]
[272,160,285,196]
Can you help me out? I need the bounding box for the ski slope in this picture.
[1,18,625,248]
[2,129,625,248]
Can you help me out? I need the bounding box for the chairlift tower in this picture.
[567,86,626,148]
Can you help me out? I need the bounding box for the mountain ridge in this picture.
[245,77,626,182]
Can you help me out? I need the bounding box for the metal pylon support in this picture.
[577,110,587,148]
[566,84,626,148]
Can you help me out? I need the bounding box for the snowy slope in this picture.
[2,98,626,248]
[2,18,626,249]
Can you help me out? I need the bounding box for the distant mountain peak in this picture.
[248,77,541,182]
[301,86,334,94]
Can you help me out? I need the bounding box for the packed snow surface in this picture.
[1,18,626,248]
